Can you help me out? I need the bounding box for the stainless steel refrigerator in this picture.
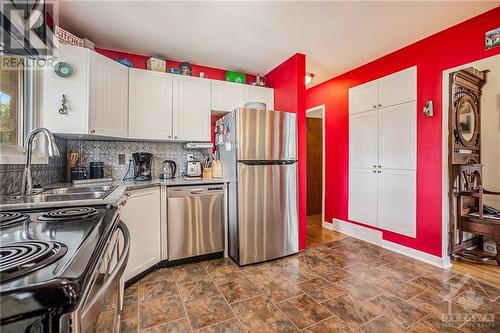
[216,107,298,265]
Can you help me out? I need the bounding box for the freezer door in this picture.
[237,108,297,161]
[237,162,298,265]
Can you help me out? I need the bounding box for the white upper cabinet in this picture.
[173,75,211,141]
[377,169,416,237]
[378,102,416,170]
[211,80,242,112]
[88,52,129,137]
[348,81,378,115]
[241,85,274,110]
[41,43,90,134]
[41,44,129,137]
[349,111,378,169]
[129,69,173,140]
[377,66,416,108]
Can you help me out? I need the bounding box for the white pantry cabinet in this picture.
[348,81,378,115]
[119,187,161,281]
[377,169,416,237]
[172,75,211,141]
[349,111,378,169]
[349,169,378,227]
[129,69,173,140]
[348,67,416,115]
[348,66,417,237]
[42,43,128,137]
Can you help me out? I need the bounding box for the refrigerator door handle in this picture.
[239,160,297,166]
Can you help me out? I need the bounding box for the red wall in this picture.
[96,48,256,83]
[266,54,307,250]
[306,7,500,257]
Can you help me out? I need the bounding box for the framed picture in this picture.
[485,27,500,50]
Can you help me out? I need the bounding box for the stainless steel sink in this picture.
[41,185,116,195]
[0,185,118,204]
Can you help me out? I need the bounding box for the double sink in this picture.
[1,185,117,204]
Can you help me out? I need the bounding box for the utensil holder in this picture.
[203,167,213,179]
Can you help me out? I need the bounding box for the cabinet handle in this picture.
[378,165,381,168]
[377,170,381,173]
[174,136,178,139]
[125,192,130,197]
[373,164,377,168]
[372,105,377,109]
[168,135,172,139]
[378,104,382,107]
[90,129,96,134]
[373,170,376,173]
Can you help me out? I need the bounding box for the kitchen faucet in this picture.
[21,127,61,195]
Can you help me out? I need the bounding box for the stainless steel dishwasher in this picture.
[167,185,224,261]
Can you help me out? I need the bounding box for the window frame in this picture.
[0,58,48,164]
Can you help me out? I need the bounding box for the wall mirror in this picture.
[455,96,478,146]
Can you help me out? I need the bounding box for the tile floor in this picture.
[121,236,499,332]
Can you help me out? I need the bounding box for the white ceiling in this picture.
[57,1,498,88]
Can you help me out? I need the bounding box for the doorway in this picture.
[306,106,342,247]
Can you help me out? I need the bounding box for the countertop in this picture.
[0,178,228,211]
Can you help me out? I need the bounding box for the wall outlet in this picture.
[118,154,126,165]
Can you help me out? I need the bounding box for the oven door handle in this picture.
[80,221,130,328]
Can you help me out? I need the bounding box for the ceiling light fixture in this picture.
[305,72,314,85]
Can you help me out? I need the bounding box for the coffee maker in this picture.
[132,152,153,181]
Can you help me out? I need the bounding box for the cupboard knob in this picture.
[90,129,96,134]
[378,165,381,168]
[378,104,382,107]
[377,170,381,173]
[373,164,377,168]
[373,170,376,173]
[174,136,178,139]
[168,135,172,139]
[125,192,130,197]
[373,105,377,109]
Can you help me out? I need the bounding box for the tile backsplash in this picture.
[66,140,210,180]
[0,136,67,196]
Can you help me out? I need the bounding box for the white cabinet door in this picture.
[378,66,416,108]
[172,75,211,141]
[378,102,416,170]
[89,52,128,137]
[241,85,274,110]
[211,80,241,112]
[377,169,416,237]
[349,111,378,169]
[41,43,90,134]
[349,169,378,227]
[129,69,173,140]
[120,187,161,281]
[348,81,378,114]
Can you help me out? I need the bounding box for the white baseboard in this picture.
[324,219,451,269]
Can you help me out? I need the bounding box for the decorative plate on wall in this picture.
[54,62,73,78]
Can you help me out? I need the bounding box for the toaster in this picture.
[186,161,202,177]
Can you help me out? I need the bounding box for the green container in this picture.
[225,71,246,84]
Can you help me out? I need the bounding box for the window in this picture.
[0,56,35,148]
[0,56,40,164]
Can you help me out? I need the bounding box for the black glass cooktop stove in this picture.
[0,204,118,332]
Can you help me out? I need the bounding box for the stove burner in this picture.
[0,241,67,282]
[0,212,30,228]
[38,207,99,221]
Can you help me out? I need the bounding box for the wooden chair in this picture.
[452,164,500,265]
